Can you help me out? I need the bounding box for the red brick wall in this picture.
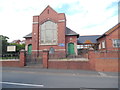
[66,36,77,44]
[32,6,66,54]
[32,23,39,52]
[0,61,21,67]
[48,61,91,70]
[0,50,26,67]
[48,51,119,72]
[105,27,119,51]
[25,38,32,45]
[88,51,119,72]
[98,26,119,51]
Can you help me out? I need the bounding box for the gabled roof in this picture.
[40,5,58,15]
[66,27,79,37]
[97,23,120,40]
[11,40,21,43]
[24,27,79,38]
[77,35,100,44]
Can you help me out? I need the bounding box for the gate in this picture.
[25,53,43,67]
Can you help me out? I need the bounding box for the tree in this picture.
[0,35,9,54]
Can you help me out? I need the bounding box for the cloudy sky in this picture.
[0,0,119,42]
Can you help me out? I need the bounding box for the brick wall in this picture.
[98,26,119,51]
[0,60,21,67]
[48,61,91,70]
[0,50,26,67]
[48,51,119,72]
[32,6,66,55]
[89,51,119,72]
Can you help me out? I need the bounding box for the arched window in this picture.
[49,47,55,54]
[40,20,57,45]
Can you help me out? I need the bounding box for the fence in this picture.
[25,53,43,66]
[49,52,88,59]
[0,53,19,60]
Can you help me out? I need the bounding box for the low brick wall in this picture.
[48,51,119,72]
[89,51,119,72]
[0,60,21,67]
[0,50,26,67]
[48,60,92,70]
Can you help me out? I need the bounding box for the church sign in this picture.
[59,43,65,47]
[7,45,16,52]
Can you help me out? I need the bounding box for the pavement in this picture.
[1,67,118,77]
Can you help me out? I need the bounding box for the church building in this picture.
[24,6,79,56]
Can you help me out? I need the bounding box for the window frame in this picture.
[112,39,120,48]
[39,20,58,45]
[101,41,106,49]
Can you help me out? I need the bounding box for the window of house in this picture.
[40,21,57,45]
[113,39,120,48]
[99,43,101,49]
[102,41,106,48]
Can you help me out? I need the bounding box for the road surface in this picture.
[1,67,119,89]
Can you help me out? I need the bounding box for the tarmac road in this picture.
[1,67,119,89]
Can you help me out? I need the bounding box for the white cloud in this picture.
[0,0,118,42]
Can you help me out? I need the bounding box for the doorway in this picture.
[68,43,75,55]
[28,44,32,54]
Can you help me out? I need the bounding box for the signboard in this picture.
[7,46,16,52]
[59,43,65,47]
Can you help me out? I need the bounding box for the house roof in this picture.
[24,27,79,38]
[23,33,32,38]
[97,23,120,40]
[77,35,100,44]
[65,27,79,37]
[11,40,21,43]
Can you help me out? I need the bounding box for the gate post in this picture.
[20,49,26,67]
[43,49,49,68]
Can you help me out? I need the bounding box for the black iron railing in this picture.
[0,53,19,59]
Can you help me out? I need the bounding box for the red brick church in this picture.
[24,6,79,56]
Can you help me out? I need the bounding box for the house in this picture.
[24,6,79,56]
[11,39,25,44]
[11,40,21,44]
[97,23,120,51]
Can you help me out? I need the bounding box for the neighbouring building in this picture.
[11,40,21,44]
[11,40,25,44]
[97,23,120,51]
[24,6,79,56]
[77,35,100,54]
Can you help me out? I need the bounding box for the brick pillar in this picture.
[88,51,96,70]
[43,49,49,68]
[20,49,26,67]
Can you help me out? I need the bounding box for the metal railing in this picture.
[49,52,88,59]
[0,53,19,59]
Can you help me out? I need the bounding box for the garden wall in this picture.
[0,50,25,67]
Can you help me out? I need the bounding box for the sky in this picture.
[0,0,119,42]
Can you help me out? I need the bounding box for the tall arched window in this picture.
[40,20,57,45]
